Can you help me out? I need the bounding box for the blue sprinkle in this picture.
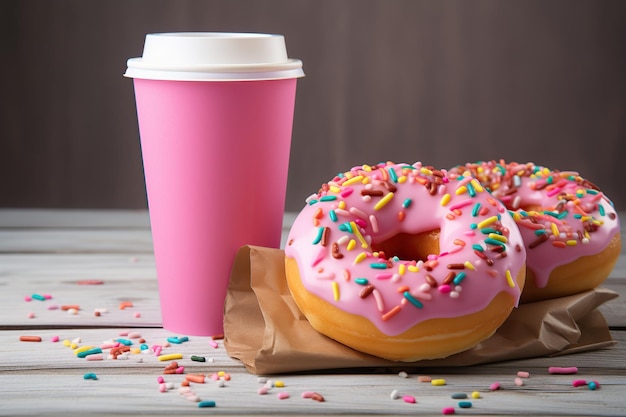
[354,278,369,285]
[198,401,216,408]
[403,292,423,308]
[402,198,412,208]
[370,263,388,269]
[458,401,472,408]
[83,373,98,380]
[308,199,318,205]
[115,338,132,346]
[320,195,337,202]
[329,210,338,222]
[452,271,467,285]
[312,227,324,245]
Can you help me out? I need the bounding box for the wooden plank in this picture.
[1,328,625,416]
[0,208,151,229]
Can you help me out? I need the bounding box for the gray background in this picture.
[2,0,625,212]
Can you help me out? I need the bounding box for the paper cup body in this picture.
[126,33,302,335]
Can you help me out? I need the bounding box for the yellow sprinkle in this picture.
[74,345,95,355]
[397,175,407,183]
[362,176,370,184]
[217,371,226,377]
[566,240,578,246]
[62,339,71,347]
[70,343,78,350]
[420,167,433,175]
[398,264,406,275]
[440,193,451,206]
[464,261,475,270]
[551,223,560,237]
[362,165,372,172]
[350,221,369,249]
[506,270,515,288]
[347,239,357,251]
[476,215,498,229]
[408,265,420,273]
[274,380,286,388]
[488,233,507,243]
[158,353,183,362]
[329,185,341,193]
[332,282,340,301]
[471,391,481,399]
[342,175,364,186]
[374,192,394,211]
[470,178,484,192]
[130,347,141,354]
[431,379,446,386]
[338,200,346,210]
[455,185,468,195]
[354,252,368,264]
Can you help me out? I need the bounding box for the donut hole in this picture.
[372,229,440,262]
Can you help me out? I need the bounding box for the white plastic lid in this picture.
[124,32,304,81]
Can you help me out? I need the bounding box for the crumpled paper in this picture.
[224,245,617,375]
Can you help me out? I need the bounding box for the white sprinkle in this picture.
[398,371,409,378]
[390,389,400,400]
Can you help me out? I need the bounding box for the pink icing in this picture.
[284,162,526,336]
[450,161,621,288]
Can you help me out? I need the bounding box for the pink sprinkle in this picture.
[157,376,165,384]
[159,383,167,393]
[442,407,455,415]
[340,188,354,198]
[438,285,451,294]
[514,377,524,386]
[517,371,530,378]
[175,366,185,374]
[301,391,314,398]
[153,346,163,356]
[489,382,501,391]
[43,294,53,299]
[209,340,219,349]
[50,336,60,343]
[402,395,416,404]
[134,312,141,318]
[27,312,36,319]
[24,296,32,302]
[277,391,290,400]
[47,305,59,310]
[86,354,104,361]
[548,366,578,375]
[258,386,268,395]
[572,379,587,387]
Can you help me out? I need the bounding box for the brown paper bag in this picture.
[224,245,617,375]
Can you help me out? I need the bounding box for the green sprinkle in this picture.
[470,223,478,230]
[338,222,353,232]
[451,393,468,399]
[308,199,318,205]
[403,292,423,308]
[312,227,324,244]
[586,189,599,195]
[480,228,499,235]
[116,338,132,346]
[329,210,338,222]
[370,263,388,269]
[535,229,547,235]
[402,198,412,208]
[466,181,476,197]
[388,167,398,183]
[484,238,506,248]
[557,210,569,219]
[320,195,337,202]
[83,373,98,380]
[599,204,606,216]
[31,294,46,301]
[191,355,206,362]
[472,244,484,252]
[458,401,472,408]
[472,203,481,217]
[77,347,103,358]
[354,278,369,285]
[198,401,216,408]
[452,271,467,285]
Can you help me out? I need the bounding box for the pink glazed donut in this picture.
[449,161,621,303]
[284,162,526,361]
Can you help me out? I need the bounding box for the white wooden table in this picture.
[1,208,624,416]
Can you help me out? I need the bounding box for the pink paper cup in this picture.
[125,33,303,336]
